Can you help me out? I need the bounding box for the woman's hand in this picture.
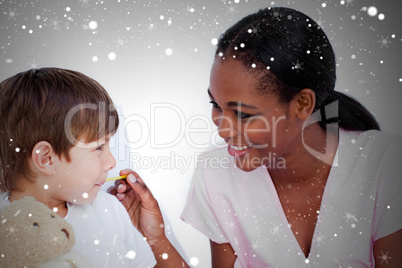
[107,169,164,245]
[108,169,190,267]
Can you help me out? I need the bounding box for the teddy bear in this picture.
[0,196,93,268]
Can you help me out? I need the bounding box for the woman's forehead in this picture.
[210,58,277,97]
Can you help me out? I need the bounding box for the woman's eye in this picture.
[209,100,221,109]
[234,110,252,119]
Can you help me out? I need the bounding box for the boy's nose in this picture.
[105,149,116,171]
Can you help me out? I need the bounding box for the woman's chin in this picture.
[234,158,260,172]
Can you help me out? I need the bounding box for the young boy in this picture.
[0,68,156,267]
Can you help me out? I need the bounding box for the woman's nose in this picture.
[215,114,239,140]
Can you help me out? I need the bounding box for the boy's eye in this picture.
[96,144,105,151]
[209,100,221,109]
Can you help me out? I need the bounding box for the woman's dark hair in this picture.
[216,7,380,131]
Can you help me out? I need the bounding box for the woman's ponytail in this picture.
[318,91,380,131]
[334,91,380,131]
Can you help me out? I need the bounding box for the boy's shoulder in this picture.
[66,191,129,226]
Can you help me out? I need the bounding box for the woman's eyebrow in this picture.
[227,101,258,109]
[208,89,258,109]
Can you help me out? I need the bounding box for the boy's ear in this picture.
[31,141,57,175]
[293,88,316,120]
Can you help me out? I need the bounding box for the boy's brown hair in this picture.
[0,68,119,192]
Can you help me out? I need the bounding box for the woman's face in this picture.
[208,58,302,172]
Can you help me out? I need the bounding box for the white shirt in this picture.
[181,130,402,267]
[0,191,156,268]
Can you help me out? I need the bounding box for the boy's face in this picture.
[48,135,116,205]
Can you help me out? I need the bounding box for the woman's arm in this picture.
[373,229,402,267]
[108,169,189,268]
[210,240,237,268]
[150,234,188,268]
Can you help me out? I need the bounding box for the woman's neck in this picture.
[269,124,339,187]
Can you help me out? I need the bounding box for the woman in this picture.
[113,7,402,268]
[180,7,402,267]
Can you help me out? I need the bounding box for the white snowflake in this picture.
[344,212,359,223]
[315,17,326,28]
[143,19,156,33]
[79,0,91,6]
[8,226,16,235]
[377,251,392,264]
[225,3,238,16]
[79,212,90,221]
[185,4,195,15]
[6,8,19,20]
[28,60,40,68]
[250,25,261,34]
[345,0,355,6]
[250,240,262,253]
[378,36,391,48]
[269,223,282,235]
[292,59,304,73]
[51,235,61,243]
[225,219,239,231]
[115,37,127,48]
[48,17,62,30]
[314,232,325,246]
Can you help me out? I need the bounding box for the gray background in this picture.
[1,0,401,266]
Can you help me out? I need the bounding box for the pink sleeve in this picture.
[181,163,229,244]
[373,140,402,240]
